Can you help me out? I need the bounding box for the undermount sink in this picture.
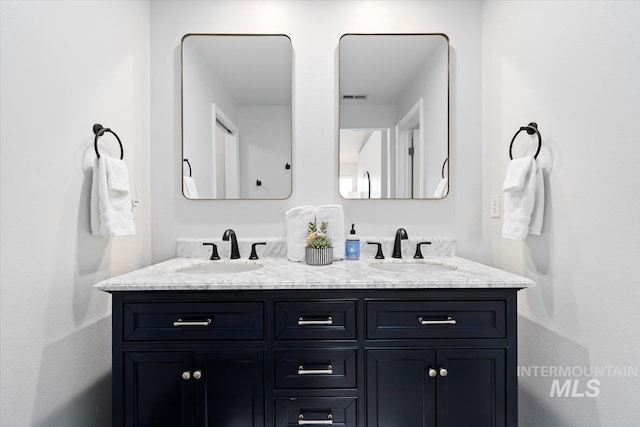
[368,259,457,273]
[176,261,263,275]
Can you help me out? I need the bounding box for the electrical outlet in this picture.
[491,194,501,218]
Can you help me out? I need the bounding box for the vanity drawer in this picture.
[366,300,506,340]
[123,301,264,341]
[274,349,357,389]
[274,397,357,427]
[274,301,357,340]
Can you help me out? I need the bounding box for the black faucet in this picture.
[222,229,241,259]
[392,228,408,258]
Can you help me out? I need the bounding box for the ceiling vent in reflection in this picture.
[342,94,368,100]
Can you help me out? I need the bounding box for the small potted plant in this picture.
[305,220,333,266]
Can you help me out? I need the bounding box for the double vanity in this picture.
[96,238,533,427]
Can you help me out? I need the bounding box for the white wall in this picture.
[238,105,292,199]
[399,42,449,197]
[357,131,383,198]
[182,43,237,198]
[150,0,483,262]
[0,1,151,426]
[2,1,638,425]
[482,1,640,425]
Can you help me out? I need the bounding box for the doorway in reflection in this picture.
[339,128,390,199]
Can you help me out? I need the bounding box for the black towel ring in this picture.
[183,159,192,177]
[93,123,123,159]
[441,158,448,179]
[509,122,541,160]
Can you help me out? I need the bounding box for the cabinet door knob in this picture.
[181,371,191,380]
[428,368,437,378]
[439,367,448,377]
[193,370,202,380]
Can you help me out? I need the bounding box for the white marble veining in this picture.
[95,255,534,291]
[177,236,455,259]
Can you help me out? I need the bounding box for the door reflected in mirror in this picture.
[339,34,449,199]
[181,34,293,199]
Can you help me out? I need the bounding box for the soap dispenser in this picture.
[345,224,360,260]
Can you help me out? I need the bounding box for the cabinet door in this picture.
[367,349,436,427]
[195,350,264,427]
[123,352,194,427]
[436,349,506,427]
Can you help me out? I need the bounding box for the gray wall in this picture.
[482,1,640,425]
[150,0,484,261]
[1,0,638,425]
[0,1,151,426]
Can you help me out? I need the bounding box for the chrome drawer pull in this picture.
[173,318,212,327]
[298,414,333,425]
[298,365,333,375]
[418,316,456,325]
[298,316,333,326]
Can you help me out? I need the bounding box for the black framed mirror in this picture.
[181,34,293,199]
[339,33,449,199]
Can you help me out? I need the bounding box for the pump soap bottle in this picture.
[345,224,360,260]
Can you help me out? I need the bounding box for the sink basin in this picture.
[368,260,457,273]
[176,261,263,275]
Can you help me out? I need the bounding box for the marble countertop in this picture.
[94,256,534,291]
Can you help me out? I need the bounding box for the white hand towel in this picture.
[105,158,131,193]
[285,205,315,262]
[183,176,199,198]
[432,177,449,198]
[502,156,538,240]
[315,204,345,260]
[529,166,545,235]
[91,156,136,237]
[90,160,101,235]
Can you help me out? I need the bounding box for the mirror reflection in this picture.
[339,34,449,199]
[181,34,292,199]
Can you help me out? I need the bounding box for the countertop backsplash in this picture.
[177,237,456,260]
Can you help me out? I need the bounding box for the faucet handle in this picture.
[202,243,220,260]
[367,242,385,259]
[249,242,267,260]
[413,241,432,259]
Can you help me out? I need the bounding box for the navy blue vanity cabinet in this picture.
[272,299,360,427]
[122,351,195,426]
[194,350,264,427]
[110,289,518,427]
[365,298,512,427]
[112,295,265,427]
[121,349,264,427]
[435,348,506,426]
[366,348,507,427]
[366,349,437,426]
